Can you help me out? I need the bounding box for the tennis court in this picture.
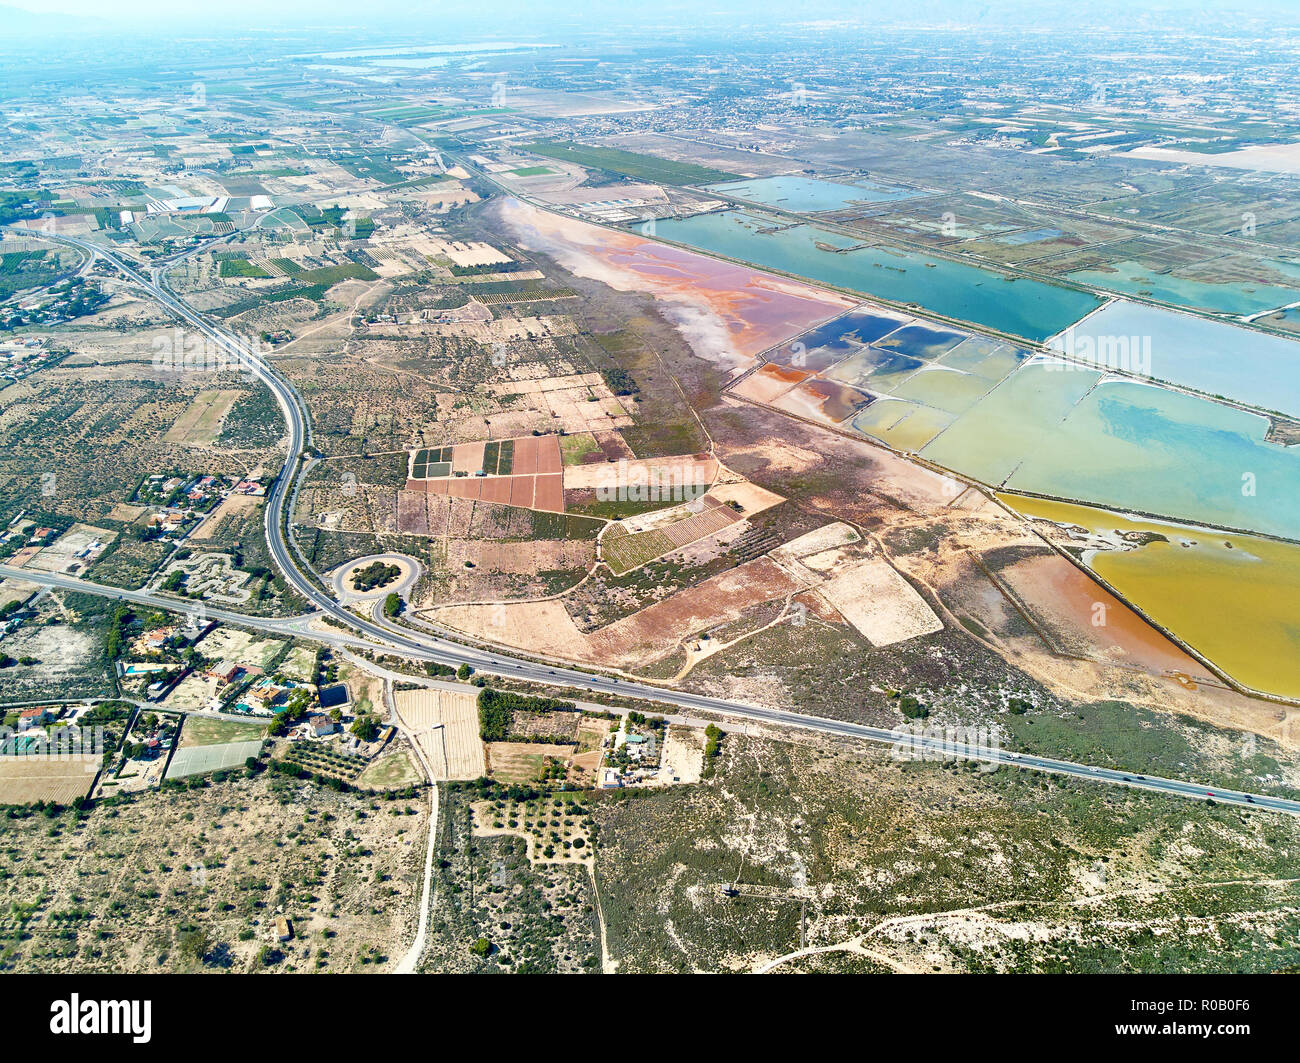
[166,739,264,779]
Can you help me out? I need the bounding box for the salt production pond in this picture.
[736,303,1035,446]
[653,209,1103,342]
[1001,494,1300,700]
[707,175,918,212]
[1066,259,1300,317]
[766,307,911,370]
[1052,299,1300,417]
[922,360,1300,540]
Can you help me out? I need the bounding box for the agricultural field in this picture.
[517,142,740,185]
[473,792,594,865]
[0,773,426,973]
[486,742,580,785]
[601,498,741,575]
[0,248,75,299]
[0,755,99,806]
[178,715,268,748]
[356,748,423,790]
[278,741,371,783]
[164,390,243,446]
[392,687,485,779]
[217,255,270,279]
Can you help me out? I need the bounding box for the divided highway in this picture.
[13,225,1300,817]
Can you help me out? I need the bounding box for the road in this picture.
[10,226,1300,817]
[392,675,442,975]
[329,553,423,606]
[5,562,1298,815]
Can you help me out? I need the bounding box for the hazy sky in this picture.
[6,0,1298,27]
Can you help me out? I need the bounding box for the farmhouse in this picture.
[308,715,338,737]
[17,707,52,731]
[141,626,179,653]
[206,661,241,684]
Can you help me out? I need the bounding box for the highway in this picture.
[11,226,1300,817]
[7,563,1300,817]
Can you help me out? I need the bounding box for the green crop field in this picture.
[602,526,674,574]
[516,142,740,185]
[181,715,268,748]
[217,256,270,279]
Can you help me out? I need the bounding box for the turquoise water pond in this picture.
[653,210,1103,342]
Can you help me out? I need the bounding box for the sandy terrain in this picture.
[657,724,706,785]
[816,557,944,647]
[160,672,220,711]
[706,480,784,516]
[24,524,116,575]
[772,522,862,561]
[562,453,718,491]
[430,555,806,670]
[193,626,286,670]
[191,492,260,540]
[445,539,592,574]
[0,575,39,610]
[720,434,825,474]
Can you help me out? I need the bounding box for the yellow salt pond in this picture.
[998,494,1300,701]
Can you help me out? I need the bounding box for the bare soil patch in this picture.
[0,755,99,805]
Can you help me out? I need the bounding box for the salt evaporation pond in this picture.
[921,358,1300,540]
[1051,299,1300,417]
[707,175,917,212]
[653,210,1103,342]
